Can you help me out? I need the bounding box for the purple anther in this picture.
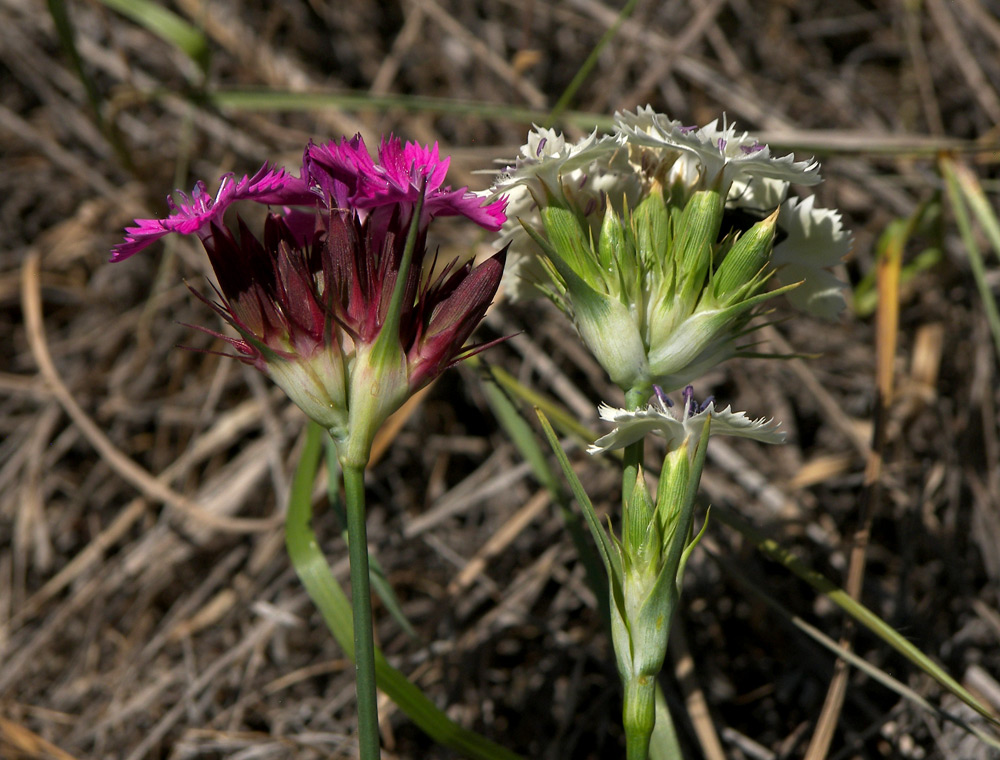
[654,385,673,408]
[717,138,727,152]
[578,173,588,188]
[682,385,695,412]
[699,396,715,412]
[678,125,698,134]
[583,197,597,216]
[536,138,547,157]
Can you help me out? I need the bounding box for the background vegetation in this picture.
[2,0,1000,757]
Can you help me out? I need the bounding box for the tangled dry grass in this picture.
[3,0,1000,758]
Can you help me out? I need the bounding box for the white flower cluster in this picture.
[493,107,851,318]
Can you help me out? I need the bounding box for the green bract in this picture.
[517,179,792,395]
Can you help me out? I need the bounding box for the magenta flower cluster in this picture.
[113,135,508,455]
[112,135,505,261]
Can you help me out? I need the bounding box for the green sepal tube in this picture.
[540,204,598,284]
[632,184,670,272]
[623,467,656,571]
[712,209,778,301]
[672,190,723,304]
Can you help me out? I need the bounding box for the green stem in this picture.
[621,385,650,506]
[288,423,522,760]
[343,464,381,760]
[623,676,656,760]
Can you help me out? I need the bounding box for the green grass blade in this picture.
[287,421,524,760]
[323,433,418,640]
[206,89,614,130]
[941,157,1000,358]
[46,0,136,170]
[470,359,595,443]
[711,545,1000,748]
[535,409,620,580]
[713,504,1000,726]
[97,0,210,71]
[852,200,942,318]
[546,0,641,125]
[950,160,1000,263]
[479,366,609,615]
[47,0,104,128]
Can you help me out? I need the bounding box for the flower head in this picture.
[615,106,822,195]
[490,108,849,393]
[110,164,313,262]
[577,385,783,743]
[588,385,785,455]
[114,137,508,466]
[306,134,507,231]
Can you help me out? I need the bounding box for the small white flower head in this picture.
[774,195,852,319]
[727,176,852,319]
[492,126,640,301]
[615,106,822,195]
[588,385,785,455]
[495,127,618,194]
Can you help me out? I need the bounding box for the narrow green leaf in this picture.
[46,0,136,170]
[852,198,941,318]
[467,358,595,443]
[207,89,614,131]
[47,0,104,128]
[713,504,1000,726]
[545,0,641,125]
[951,161,1000,264]
[535,409,621,580]
[711,545,1000,750]
[648,684,685,760]
[286,421,523,760]
[98,0,210,71]
[941,158,1000,359]
[478,367,609,615]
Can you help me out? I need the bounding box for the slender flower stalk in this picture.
[113,135,508,760]
[343,462,379,759]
